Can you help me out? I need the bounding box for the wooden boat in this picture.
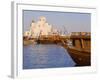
[23,32,91,66]
[66,32,91,66]
[36,35,65,44]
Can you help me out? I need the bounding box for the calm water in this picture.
[23,44,76,69]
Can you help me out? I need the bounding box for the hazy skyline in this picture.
[23,10,91,34]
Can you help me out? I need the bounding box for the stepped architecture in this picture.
[24,16,58,38]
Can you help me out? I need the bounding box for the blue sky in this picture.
[23,10,91,34]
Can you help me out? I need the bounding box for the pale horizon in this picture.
[23,10,91,34]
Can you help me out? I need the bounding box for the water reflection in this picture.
[23,44,76,69]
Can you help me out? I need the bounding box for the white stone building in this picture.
[29,16,52,38]
[24,16,60,38]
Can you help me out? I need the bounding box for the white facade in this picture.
[28,16,53,38]
[24,16,60,38]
